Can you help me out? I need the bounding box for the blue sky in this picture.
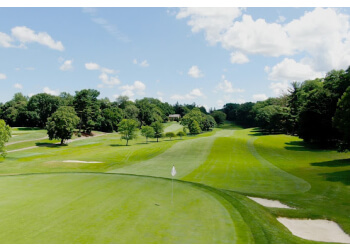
[1,7,350,110]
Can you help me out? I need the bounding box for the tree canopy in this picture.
[46,106,80,145]
[0,119,11,158]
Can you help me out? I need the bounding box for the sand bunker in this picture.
[277,217,350,243]
[62,160,103,163]
[247,196,295,209]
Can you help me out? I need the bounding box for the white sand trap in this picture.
[277,217,350,243]
[62,160,103,164]
[247,196,295,209]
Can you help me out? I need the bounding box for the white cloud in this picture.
[99,72,121,86]
[171,88,204,100]
[253,94,268,101]
[11,26,64,51]
[230,51,249,64]
[60,60,73,71]
[268,58,325,82]
[177,8,242,45]
[188,65,204,78]
[14,83,22,89]
[43,87,59,96]
[177,8,350,75]
[101,67,115,74]
[119,80,146,97]
[216,75,245,93]
[276,15,286,23]
[0,73,6,79]
[133,59,150,67]
[85,62,100,70]
[85,62,120,88]
[0,32,13,48]
[269,82,290,96]
[156,91,163,96]
[140,60,149,67]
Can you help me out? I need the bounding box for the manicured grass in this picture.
[0,124,349,243]
[8,128,47,143]
[0,173,246,243]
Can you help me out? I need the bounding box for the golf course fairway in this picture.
[0,124,349,243]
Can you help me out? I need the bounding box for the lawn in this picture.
[0,123,349,243]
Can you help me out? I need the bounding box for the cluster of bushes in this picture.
[222,67,350,151]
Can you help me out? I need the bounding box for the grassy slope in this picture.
[253,133,350,235]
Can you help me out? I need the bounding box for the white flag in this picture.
[171,165,176,177]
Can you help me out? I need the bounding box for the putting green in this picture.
[0,173,252,243]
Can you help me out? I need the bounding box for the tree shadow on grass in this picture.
[17,127,42,131]
[35,142,62,148]
[311,158,350,167]
[248,128,266,136]
[319,170,350,185]
[110,144,128,147]
[284,141,330,152]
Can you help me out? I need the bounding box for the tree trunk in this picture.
[157,137,159,142]
[61,138,64,145]
[126,139,129,146]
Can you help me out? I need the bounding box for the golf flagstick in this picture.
[171,165,176,204]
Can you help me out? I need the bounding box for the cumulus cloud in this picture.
[85,62,120,88]
[188,65,204,78]
[252,94,268,101]
[0,73,6,79]
[99,72,121,86]
[85,62,100,70]
[0,32,13,48]
[177,7,350,79]
[14,83,22,89]
[267,58,325,82]
[60,60,73,71]
[216,75,244,93]
[177,7,242,45]
[171,88,204,100]
[230,51,249,64]
[119,81,146,97]
[269,82,290,96]
[43,87,60,96]
[11,26,64,51]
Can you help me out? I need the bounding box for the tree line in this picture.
[0,89,226,149]
[221,67,350,151]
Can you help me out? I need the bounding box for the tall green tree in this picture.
[98,107,123,132]
[46,106,80,145]
[118,119,138,146]
[27,93,60,128]
[188,119,201,134]
[0,119,11,158]
[141,126,155,143]
[210,110,226,125]
[151,121,164,142]
[73,89,101,134]
[333,87,350,151]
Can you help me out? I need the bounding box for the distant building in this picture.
[168,114,181,121]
